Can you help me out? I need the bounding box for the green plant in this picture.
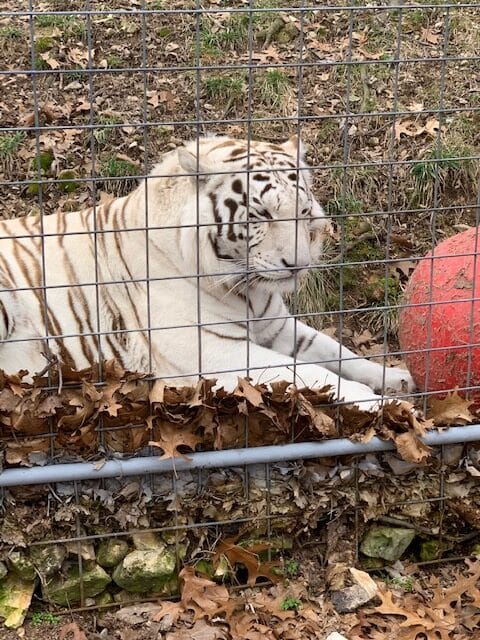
[201,14,248,55]
[31,611,60,626]
[0,131,26,159]
[284,559,300,578]
[205,76,244,101]
[34,14,85,38]
[411,148,462,184]
[106,54,124,69]
[0,25,23,38]
[280,596,301,612]
[258,69,292,108]
[93,114,122,146]
[326,194,363,217]
[35,36,55,53]
[100,156,139,196]
[384,575,415,593]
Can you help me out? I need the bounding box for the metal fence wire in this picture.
[0,0,479,615]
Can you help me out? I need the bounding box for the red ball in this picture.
[398,227,480,396]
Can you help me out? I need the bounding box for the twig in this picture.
[327,231,376,264]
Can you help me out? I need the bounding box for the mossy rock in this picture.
[42,563,111,606]
[360,526,415,562]
[30,544,66,577]
[31,150,54,174]
[6,551,36,581]
[0,575,36,628]
[95,591,114,606]
[420,539,440,562]
[112,549,176,594]
[96,539,129,568]
[132,532,165,551]
[57,169,78,193]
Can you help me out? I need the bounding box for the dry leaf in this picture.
[394,120,425,141]
[59,622,88,640]
[149,422,202,459]
[421,28,441,45]
[395,431,431,464]
[180,566,230,620]
[234,377,264,407]
[427,391,475,426]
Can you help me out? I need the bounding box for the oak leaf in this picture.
[149,422,202,459]
[179,566,230,620]
[427,391,475,426]
[395,431,431,464]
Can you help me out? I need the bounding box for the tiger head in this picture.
[176,136,330,295]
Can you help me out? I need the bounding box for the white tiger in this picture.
[0,135,414,409]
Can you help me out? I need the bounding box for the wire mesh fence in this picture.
[0,0,479,620]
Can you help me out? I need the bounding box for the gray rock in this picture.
[42,563,111,606]
[325,634,349,640]
[360,526,415,562]
[96,539,129,568]
[331,584,375,613]
[112,549,176,593]
[0,562,7,580]
[132,532,164,551]
[6,551,36,581]
[30,544,66,577]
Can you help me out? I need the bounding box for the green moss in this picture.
[56,169,78,193]
[106,54,124,69]
[31,150,54,174]
[34,36,54,53]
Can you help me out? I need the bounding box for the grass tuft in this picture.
[100,156,139,196]
[34,14,86,38]
[205,76,245,103]
[258,69,292,108]
[93,114,122,147]
[0,25,23,39]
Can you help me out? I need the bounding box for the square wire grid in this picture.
[0,0,479,609]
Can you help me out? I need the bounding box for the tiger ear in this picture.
[178,147,210,178]
[282,134,306,160]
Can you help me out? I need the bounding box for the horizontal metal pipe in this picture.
[1,425,479,488]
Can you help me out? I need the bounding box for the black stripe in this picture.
[203,328,245,341]
[208,192,223,235]
[262,318,287,349]
[0,300,10,337]
[260,183,274,197]
[259,292,273,317]
[208,233,233,261]
[224,198,239,242]
[302,333,317,354]
[290,334,307,358]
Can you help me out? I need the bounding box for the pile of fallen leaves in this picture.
[2,360,476,470]
[79,558,480,640]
